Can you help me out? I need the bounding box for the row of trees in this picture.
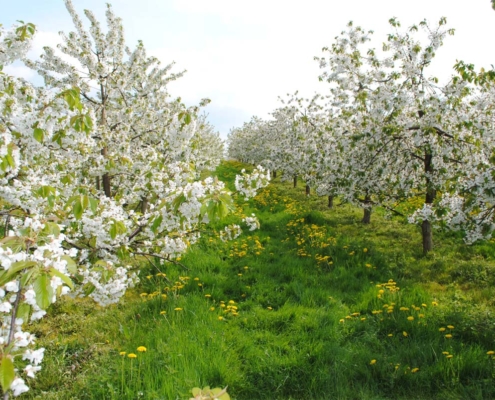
[228,17,495,254]
[0,1,269,397]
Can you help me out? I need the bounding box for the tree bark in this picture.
[272,170,277,179]
[362,194,372,224]
[328,195,334,208]
[305,184,310,196]
[422,150,436,254]
[293,175,297,188]
[100,85,112,198]
[141,197,148,214]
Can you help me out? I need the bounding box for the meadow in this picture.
[24,161,495,400]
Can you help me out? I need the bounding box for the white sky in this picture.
[3,0,495,138]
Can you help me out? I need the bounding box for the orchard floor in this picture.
[26,161,495,400]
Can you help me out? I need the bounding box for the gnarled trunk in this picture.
[293,175,297,188]
[305,184,310,196]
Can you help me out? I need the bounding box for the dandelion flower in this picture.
[128,353,137,358]
[447,325,454,329]
[411,368,419,373]
[339,319,345,323]
[442,351,449,355]
[446,355,453,359]
[370,359,376,365]
[487,351,495,355]
[407,316,414,321]
[218,316,224,321]
[403,331,408,337]
[205,294,211,298]
[387,334,393,337]
[137,346,147,352]
[439,327,446,332]
[267,306,273,310]
[160,311,166,315]
[445,334,453,339]
[120,352,126,356]
[174,308,183,311]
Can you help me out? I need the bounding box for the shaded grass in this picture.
[25,161,495,399]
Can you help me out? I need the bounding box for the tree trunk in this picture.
[141,197,148,214]
[100,87,112,198]
[305,184,310,196]
[293,175,297,188]
[422,219,433,254]
[422,151,436,254]
[328,195,334,208]
[362,194,372,224]
[272,170,277,179]
[102,147,111,198]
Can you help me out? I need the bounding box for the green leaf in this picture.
[0,356,15,393]
[33,128,45,143]
[17,303,31,324]
[49,267,74,290]
[150,215,162,234]
[73,199,83,220]
[89,197,98,213]
[61,255,77,275]
[33,273,54,310]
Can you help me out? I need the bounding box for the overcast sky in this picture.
[3,0,495,138]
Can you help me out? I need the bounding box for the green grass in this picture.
[25,160,495,399]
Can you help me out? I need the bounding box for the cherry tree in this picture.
[0,2,269,397]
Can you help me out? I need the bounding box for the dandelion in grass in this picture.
[339,319,345,323]
[439,327,446,332]
[363,248,368,253]
[218,316,224,321]
[411,368,419,373]
[446,355,453,359]
[137,346,146,352]
[174,308,183,311]
[445,334,453,339]
[120,352,126,356]
[205,294,211,298]
[388,334,393,337]
[447,325,454,329]
[160,311,166,315]
[267,306,273,310]
[442,351,449,355]
[407,316,414,321]
[432,301,438,306]
[403,331,408,337]
[487,351,495,355]
[370,359,376,365]
[128,353,137,358]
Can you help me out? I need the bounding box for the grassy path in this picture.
[27,161,495,399]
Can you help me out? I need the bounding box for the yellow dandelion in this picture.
[128,353,137,358]
[119,351,126,356]
[439,327,446,332]
[487,351,495,355]
[363,248,368,253]
[174,307,183,311]
[407,316,414,321]
[370,359,377,365]
[445,334,453,339]
[446,355,453,359]
[160,311,166,315]
[447,325,454,329]
[205,294,211,298]
[403,331,408,337]
[339,319,345,323]
[137,346,146,352]
[411,368,419,373]
[442,351,449,355]
[432,301,438,306]
[388,333,393,337]
[218,316,224,321]
[267,306,273,310]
